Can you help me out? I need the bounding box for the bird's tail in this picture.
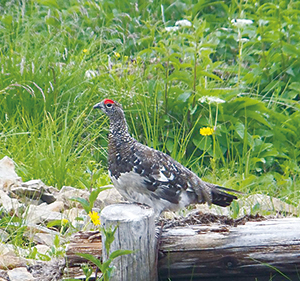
[211,185,241,207]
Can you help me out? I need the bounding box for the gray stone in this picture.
[34,233,57,247]
[0,190,22,213]
[0,230,9,243]
[63,207,86,229]
[28,259,65,281]
[34,245,50,255]
[0,269,9,281]
[24,202,66,225]
[0,253,29,270]
[10,180,58,204]
[56,186,90,208]
[95,185,125,209]
[7,267,35,281]
[0,156,22,191]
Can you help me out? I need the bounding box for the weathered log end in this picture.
[100,203,157,281]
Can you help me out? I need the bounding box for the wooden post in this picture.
[100,203,157,281]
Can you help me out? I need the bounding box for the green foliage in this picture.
[0,0,300,208]
[70,186,111,214]
[77,225,132,281]
[48,234,66,258]
[0,208,29,247]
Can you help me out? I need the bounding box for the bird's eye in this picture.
[106,103,113,108]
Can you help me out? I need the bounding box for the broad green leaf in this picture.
[77,253,102,270]
[110,249,133,259]
[70,197,90,213]
[235,122,245,140]
[282,43,298,56]
[198,71,223,81]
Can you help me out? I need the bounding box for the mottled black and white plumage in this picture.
[94,99,238,215]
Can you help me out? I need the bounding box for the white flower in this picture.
[237,38,249,43]
[165,26,180,32]
[199,96,226,104]
[231,19,253,28]
[85,70,98,79]
[175,19,192,27]
[20,57,25,75]
[165,19,192,32]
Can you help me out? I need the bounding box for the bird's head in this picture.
[94,99,129,134]
[93,99,123,117]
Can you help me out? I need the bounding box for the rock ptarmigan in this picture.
[94,99,238,216]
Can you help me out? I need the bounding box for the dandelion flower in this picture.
[88,211,100,226]
[114,52,121,58]
[200,127,214,136]
[61,219,69,225]
[83,49,88,53]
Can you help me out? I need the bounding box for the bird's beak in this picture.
[93,102,102,109]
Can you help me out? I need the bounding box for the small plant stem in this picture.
[192,41,197,108]
[164,60,169,113]
[188,41,198,123]
[237,29,242,87]
[201,137,207,169]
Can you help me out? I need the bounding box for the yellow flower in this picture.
[137,56,142,64]
[200,127,214,136]
[61,219,69,225]
[83,49,88,53]
[114,52,121,58]
[88,211,100,226]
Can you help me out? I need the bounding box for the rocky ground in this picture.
[0,156,298,280]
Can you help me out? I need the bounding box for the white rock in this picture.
[24,224,65,246]
[46,201,64,212]
[7,267,35,281]
[56,186,89,208]
[24,202,66,224]
[34,233,57,247]
[0,253,29,270]
[0,243,15,255]
[0,156,22,191]
[63,207,87,229]
[0,190,22,213]
[34,244,51,255]
[0,230,8,242]
[95,186,125,209]
[10,179,58,204]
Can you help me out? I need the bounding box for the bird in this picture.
[94,99,238,216]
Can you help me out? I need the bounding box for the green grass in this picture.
[0,0,299,209]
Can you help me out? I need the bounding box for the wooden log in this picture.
[65,231,102,279]
[100,203,157,281]
[158,217,300,281]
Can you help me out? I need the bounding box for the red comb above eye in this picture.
[104,99,115,104]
